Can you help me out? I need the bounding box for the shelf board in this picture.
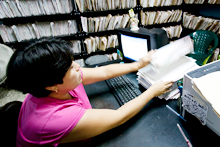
[0,13,75,25]
[143,5,183,11]
[142,21,182,29]
[84,30,118,37]
[79,8,132,17]
[4,34,80,49]
[82,47,119,57]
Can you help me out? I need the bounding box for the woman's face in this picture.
[56,61,82,93]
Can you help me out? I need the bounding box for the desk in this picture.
[84,72,220,147]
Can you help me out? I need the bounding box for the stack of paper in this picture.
[137,35,199,100]
[70,40,82,54]
[184,0,220,4]
[141,10,182,26]
[183,12,220,32]
[150,35,194,73]
[140,0,183,8]
[75,0,136,12]
[162,25,183,38]
[192,71,220,116]
[84,35,118,54]
[81,14,132,33]
[0,20,78,43]
[137,56,198,100]
[0,0,73,19]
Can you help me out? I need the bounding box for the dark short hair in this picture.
[6,38,74,97]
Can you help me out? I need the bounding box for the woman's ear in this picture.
[45,85,57,92]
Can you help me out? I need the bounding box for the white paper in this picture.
[139,56,197,82]
[192,71,220,115]
[150,35,194,73]
[137,56,199,100]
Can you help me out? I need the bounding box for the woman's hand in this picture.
[148,80,174,97]
[137,50,155,69]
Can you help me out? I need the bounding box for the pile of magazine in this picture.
[137,35,199,100]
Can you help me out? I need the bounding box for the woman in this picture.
[6,38,173,147]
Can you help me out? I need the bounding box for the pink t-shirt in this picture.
[16,69,92,147]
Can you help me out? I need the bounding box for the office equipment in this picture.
[192,71,220,114]
[187,30,218,66]
[117,27,169,62]
[166,105,186,122]
[182,60,220,136]
[177,124,193,147]
[105,74,141,105]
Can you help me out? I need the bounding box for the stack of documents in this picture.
[140,0,183,7]
[150,35,194,73]
[183,12,220,32]
[137,36,199,100]
[0,0,73,19]
[162,25,183,39]
[80,13,133,33]
[0,20,78,43]
[140,10,182,26]
[192,71,220,116]
[70,40,82,54]
[184,0,220,4]
[84,35,118,54]
[138,56,198,100]
[75,0,136,12]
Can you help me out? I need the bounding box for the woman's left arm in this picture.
[81,50,154,85]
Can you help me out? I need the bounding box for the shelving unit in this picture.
[180,2,220,46]
[4,0,219,64]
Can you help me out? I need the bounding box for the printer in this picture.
[182,60,220,136]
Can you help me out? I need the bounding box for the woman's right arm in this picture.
[60,80,173,143]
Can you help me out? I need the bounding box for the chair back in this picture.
[0,43,14,85]
[0,101,22,147]
[188,30,218,65]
